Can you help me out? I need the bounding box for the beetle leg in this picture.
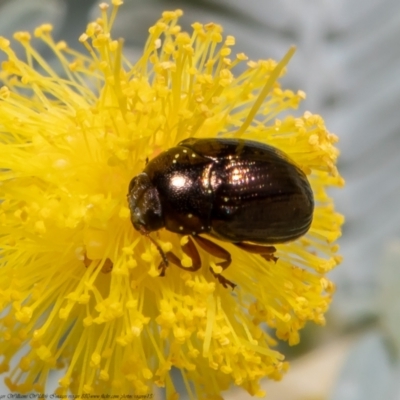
[193,235,232,269]
[180,236,202,271]
[234,242,278,263]
[158,237,201,276]
[141,228,169,266]
[192,235,236,290]
[84,255,114,273]
[158,251,180,276]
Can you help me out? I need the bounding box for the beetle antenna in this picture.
[140,226,169,266]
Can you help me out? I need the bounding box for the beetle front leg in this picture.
[234,242,278,263]
[158,252,177,277]
[192,235,236,289]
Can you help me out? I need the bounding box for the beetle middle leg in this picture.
[192,235,236,289]
[180,236,202,272]
[157,236,235,289]
[158,236,201,276]
[234,242,278,263]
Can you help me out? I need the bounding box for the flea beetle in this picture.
[127,138,314,288]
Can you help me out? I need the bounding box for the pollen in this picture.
[0,2,343,399]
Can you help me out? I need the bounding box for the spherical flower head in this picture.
[0,3,344,398]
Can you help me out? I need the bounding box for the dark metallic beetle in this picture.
[127,138,314,288]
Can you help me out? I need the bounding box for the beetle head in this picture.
[127,173,164,233]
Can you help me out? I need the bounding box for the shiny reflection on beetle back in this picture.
[170,174,188,190]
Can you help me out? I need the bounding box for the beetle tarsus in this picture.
[83,255,114,273]
[209,267,236,290]
[262,254,278,263]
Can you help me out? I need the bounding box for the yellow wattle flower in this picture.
[0,2,344,398]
